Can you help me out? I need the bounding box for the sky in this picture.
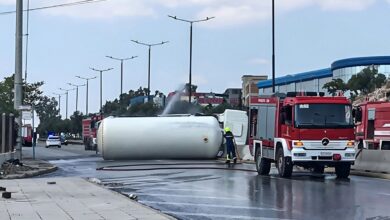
[1,0,390,117]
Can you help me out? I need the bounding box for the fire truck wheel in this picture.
[276,149,293,178]
[256,150,271,175]
[335,163,351,179]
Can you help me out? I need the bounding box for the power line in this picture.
[0,0,108,16]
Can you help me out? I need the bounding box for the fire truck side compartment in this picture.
[255,104,276,159]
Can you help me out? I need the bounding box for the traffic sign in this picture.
[18,105,32,111]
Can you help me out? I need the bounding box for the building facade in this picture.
[242,75,268,106]
[257,56,390,95]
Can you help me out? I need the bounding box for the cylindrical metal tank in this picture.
[97,116,223,160]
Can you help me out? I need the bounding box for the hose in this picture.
[96,162,256,173]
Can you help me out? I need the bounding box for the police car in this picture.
[45,135,61,148]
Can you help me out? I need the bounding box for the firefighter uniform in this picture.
[224,127,237,163]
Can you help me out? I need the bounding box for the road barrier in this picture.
[237,145,254,161]
[353,149,390,174]
[0,113,16,165]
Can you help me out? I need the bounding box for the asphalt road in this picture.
[23,143,390,220]
[22,141,98,160]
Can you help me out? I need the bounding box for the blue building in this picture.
[257,56,390,95]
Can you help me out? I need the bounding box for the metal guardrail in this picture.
[0,113,16,164]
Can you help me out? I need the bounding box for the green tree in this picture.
[34,96,59,121]
[0,75,17,114]
[347,67,387,96]
[0,74,45,114]
[128,102,161,116]
[102,87,166,117]
[70,111,84,135]
[322,78,348,96]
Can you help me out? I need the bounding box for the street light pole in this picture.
[90,68,113,113]
[272,0,276,93]
[68,83,86,113]
[131,40,168,102]
[76,76,97,116]
[168,15,214,103]
[59,88,75,119]
[53,92,64,116]
[106,55,137,96]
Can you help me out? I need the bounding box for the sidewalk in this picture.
[0,177,174,220]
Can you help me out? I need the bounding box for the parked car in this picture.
[46,136,61,148]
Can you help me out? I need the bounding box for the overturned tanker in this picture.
[97,116,223,160]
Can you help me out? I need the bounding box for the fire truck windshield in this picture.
[294,104,353,129]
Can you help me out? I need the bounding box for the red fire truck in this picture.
[21,124,33,146]
[82,114,103,151]
[353,101,390,150]
[249,92,356,178]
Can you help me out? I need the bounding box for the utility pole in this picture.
[131,40,168,102]
[76,76,97,116]
[53,92,65,116]
[14,0,23,159]
[168,15,214,103]
[59,88,75,119]
[89,68,113,113]
[106,55,137,96]
[68,83,86,113]
[24,0,30,84]
[272,0,276,93]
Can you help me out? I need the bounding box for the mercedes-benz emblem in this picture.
[322,138,330,146]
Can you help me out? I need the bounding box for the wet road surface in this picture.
[25,144,390,220]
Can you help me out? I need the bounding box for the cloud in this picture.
[1,0,378,24]
[40,0,155,20]
[195,0,377,28]
[248,58,269,65]
[0,0,14,5]
[317,0,376,11]
[180,73,208,86]
[192,74,208,85]
[197,3,269,28]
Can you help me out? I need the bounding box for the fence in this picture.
[0,113,16,165]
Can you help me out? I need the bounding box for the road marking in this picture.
[142,201,285,211]
[163,211,293,220]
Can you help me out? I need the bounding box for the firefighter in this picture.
[224,127,237,164]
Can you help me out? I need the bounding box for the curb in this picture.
[350,169,390,180]
[0,160,58,179]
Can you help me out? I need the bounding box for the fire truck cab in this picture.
[82,114,103,151]
[250,92,355,178]
[353,101,390,150]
